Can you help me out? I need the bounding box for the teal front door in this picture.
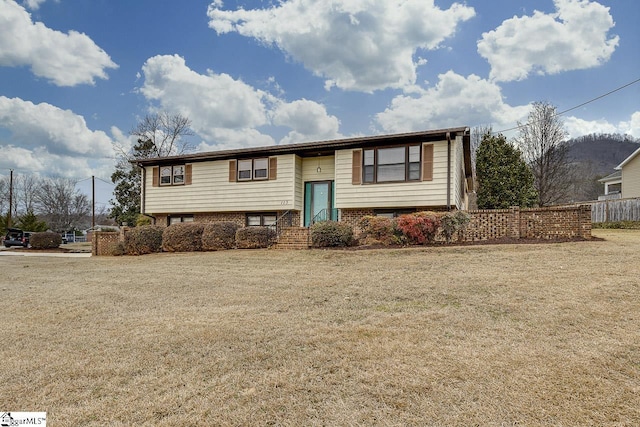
[304,181,335,226]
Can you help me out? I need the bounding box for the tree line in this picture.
[0,175,100,233]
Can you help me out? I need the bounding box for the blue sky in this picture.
[0,0,639,208]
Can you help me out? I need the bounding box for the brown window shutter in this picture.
[422,144,434,181]
[352,149,362,185]
[269,157,277,180]
[229,160,237,182]
[152,167,159,187]
[185,164,192,185]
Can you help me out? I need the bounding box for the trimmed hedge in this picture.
[162,223,205,252]
[30,232,62,249]
[236,227,275,249]
[357,216,401,246]
[396,212,441,245]
[125,225,164,255]
[311,221,354,247]
[439,211,471,243]
[202,222,240,251]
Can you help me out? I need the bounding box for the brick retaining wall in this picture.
[92,231,121,256]
[462,205,591,241]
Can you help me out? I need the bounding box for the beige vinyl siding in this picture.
[452,136,465,209]
[622,154,640,198]
[294,156,304,223]
[335,142,450,209]
[145,155,296,214]
[302,156,335,182]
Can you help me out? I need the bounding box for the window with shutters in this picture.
[159,165,186,186]
[362,145,421,183]
[235,157,272,181]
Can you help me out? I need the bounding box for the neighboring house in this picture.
[598,170,622,200]
[615,146,640,199]
[134,127,474,230]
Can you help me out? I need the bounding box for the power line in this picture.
[493,77,640,135]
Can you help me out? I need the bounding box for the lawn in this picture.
[1,230,638,426]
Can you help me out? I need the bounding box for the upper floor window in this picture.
[238,158,269,181]
[363,145,421,183]
[236,158,271,181]
[160,165,185,186]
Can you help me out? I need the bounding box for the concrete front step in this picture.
[275,227,310,249]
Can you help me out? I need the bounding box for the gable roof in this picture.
[133,127,470,166]
[616,145,640,169]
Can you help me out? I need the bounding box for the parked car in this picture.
[3,228,32,248]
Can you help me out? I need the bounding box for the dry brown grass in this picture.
[1,229,639,426]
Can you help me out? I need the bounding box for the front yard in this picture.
[1,230,638,426]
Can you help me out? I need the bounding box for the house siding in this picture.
[334,141,451,209]
[622,154,640,198]
[453,135,466,209]
[144,154,296,214]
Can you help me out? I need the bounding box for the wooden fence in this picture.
[590,198,640,223]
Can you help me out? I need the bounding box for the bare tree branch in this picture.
[515,102,571,206]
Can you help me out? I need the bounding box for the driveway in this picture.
[0,248,91,258]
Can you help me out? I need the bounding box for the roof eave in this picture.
[132,127,469,166]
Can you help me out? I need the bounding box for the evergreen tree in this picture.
[15,209,48,232]
[110,138,154,227]
[476,133,538,209]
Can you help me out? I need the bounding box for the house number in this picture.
[280,200,289,205]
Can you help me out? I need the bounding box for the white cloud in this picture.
[478,0,618,82]
[0,97,118,181]
[375,71,530,133]
[208,0,475,92]
[0,96,115,158]
[271,99,341,144]
[21,0,48,10]
[0,0,117,86]
[139,54,342,148]
[619,112,640,139]
[565,112,640,139]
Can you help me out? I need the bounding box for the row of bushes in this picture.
[113,211,471,255]
[310,211,472,248]
[118,222,276,255]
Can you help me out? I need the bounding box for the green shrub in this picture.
[202,222,240,251]
[235,227,275,249]
[99,227,119,232]
[162,223,205,252]
[136,214,152,227]
[592,221,640,229]
[357,216,400,246]
[125,225,163,255]
[29,232,62,249]
[439,211,471,243]
[311,221,354,247]
[110,242,126,256]
[396,212,441,245]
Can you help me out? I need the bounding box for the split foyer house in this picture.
[134,127,474,231]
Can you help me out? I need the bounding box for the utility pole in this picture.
[92,175,95,230]
[7,169,13,228]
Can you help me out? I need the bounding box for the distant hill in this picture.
[568,133,639,177]
[564,133,639,202]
